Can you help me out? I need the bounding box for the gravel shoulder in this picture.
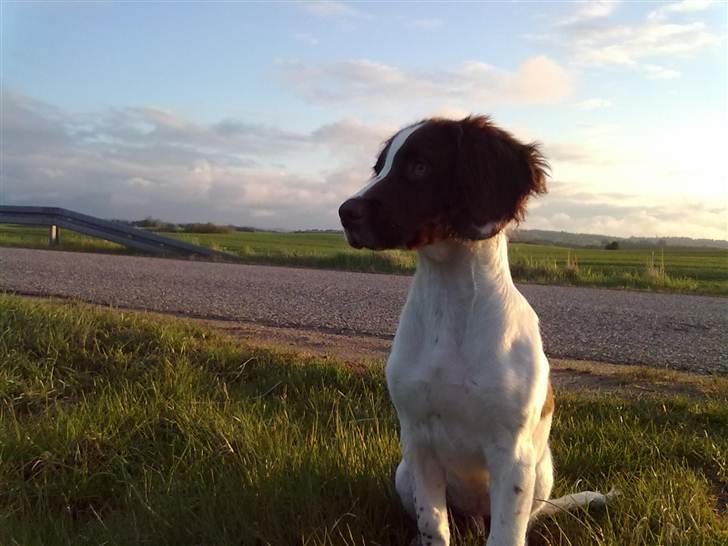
[1,247,725,374]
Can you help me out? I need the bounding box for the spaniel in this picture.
[339,116,614,546]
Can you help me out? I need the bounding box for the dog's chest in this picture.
[389,336,491,419]
[385,303,511,438]
[384,255,542,458]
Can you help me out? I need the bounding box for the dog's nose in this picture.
[338,198,367,228]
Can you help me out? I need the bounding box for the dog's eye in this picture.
[409,160,428,180]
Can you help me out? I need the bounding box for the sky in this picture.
[1,0,726,239]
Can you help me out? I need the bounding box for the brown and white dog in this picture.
[338,116,614,546]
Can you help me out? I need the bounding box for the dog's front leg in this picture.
[409,448,450,546]
[484,440,536,546]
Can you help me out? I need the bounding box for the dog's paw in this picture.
[410,532,445,546]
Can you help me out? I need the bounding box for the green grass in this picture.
[164,230,728,292]
[2,224,725,295]
[1,294,726,545]
[0,224,128,254]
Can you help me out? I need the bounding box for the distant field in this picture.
[1,294,726,545]
[1,224,726,295]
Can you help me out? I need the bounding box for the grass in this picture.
[164,230,727,294]
[1,224,726,295]
[1,293,726,545]
[0,224,129,254]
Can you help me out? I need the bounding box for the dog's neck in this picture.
[416,232,514,295]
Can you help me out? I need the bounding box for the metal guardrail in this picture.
[0,205,231,259]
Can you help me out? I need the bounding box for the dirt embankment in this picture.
[203,319,728,400]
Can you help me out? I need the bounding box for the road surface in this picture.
[1,247,725,374]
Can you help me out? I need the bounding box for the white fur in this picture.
[353,122,424,198]
[472,221,499,238]
[387,234,612,545]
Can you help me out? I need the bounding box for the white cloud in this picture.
[432,107,472,120]
[311,118,395,154]
[544,142,605,164]
[577,0,621,19]
[575,97,613,111]
[556,0,622,27]
[0,92,361,228]
[300,1,364,18]
[536,114,727,240]
[524,186,727,240]
[643,63,681,79]
[574,21,720,68]
[280,56,573,108]
[539,1,722,80]
[648,0,715,22]
[3,92,724,239]
[509,56,573,103]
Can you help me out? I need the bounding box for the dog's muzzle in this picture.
[338,197,370,249]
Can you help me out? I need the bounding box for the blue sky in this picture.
[2,0,726,238]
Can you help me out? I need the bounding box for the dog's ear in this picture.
[449,116,548,239]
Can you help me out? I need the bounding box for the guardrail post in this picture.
[49,224,60,246]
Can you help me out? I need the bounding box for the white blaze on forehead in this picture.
[353,122,425,198]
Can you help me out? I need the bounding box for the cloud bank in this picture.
[279,56,573,108]
[539,0,722,80]
[1,92,388,228]
[1,92,724,239]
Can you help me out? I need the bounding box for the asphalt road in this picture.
[1,247,725,374]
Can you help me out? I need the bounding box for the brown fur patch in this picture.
[405,218,455,249]
[451,116,549,238]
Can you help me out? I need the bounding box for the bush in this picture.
[605,241,620,250]
[133,217,179,231]
[180,223,235,234]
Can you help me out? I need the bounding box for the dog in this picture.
[338,116,614,546]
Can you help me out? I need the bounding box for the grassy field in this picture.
[1,294,726,545]
[0,224,128,254]
[1,224,727,295]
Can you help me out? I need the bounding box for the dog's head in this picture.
[338,116,548,250]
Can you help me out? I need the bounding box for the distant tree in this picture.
[132,217,178,231]
[181,222,234,234]
[605,241,620,250]
[135,217,163,228]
